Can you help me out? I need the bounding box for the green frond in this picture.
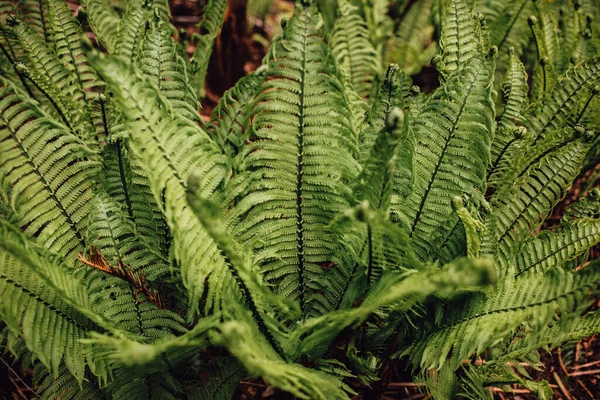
[99,139,170,259]
[394,54,495,260]
[0,220,113,383]
[460,363,552,400]
[10,0,50,40]
[488,48,528,184]
[87,52,229,315]
[44,0,102,101]
[212,315,354,400]
[187,177,299,353]
[439,0,482,76]
[402,264,600,371]
[86,316,218,371]
[8,19,95,139]
[514,218,600,276]
[554,308,600,345]
[137,11,201,124]
[484,0,533,74]
[0,78,99,263]
[287,257,495,361]
[227,2,360,317]
[80,0,121,54]
[354,107,407,211]
[190,0,227,96]
[84,193,187,334]
[490,133,595,274]
[36,364,108,400]
[525,57,600,145]
[359,63,412,167]
[208,67,268,158]
[113,3,152,63]
[330,0,379,98]
[528,15,558,99]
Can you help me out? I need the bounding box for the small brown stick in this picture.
[553,371,575,400]
[577,379,594,398]
[572,359,600,370]
[568,368,600,377]
[0,356,39,398]
[385,382,425,388]
[558,349,569,376]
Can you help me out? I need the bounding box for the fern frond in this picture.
[395,54,495,260]
[354,108,406,211]
[359,63,412,167]
[528,15,558,100]
[491,133,595,274]
[330,0,379,98]
[11,0,50,40]
[514,218,600,276]
[87,52,229,315]
[385,0,436,74]
[99,126,170,257]
[0,78,99,263]
[80,0,121,54]
[0,220,113,383]
[228,2,360,317]
[138,11,201,124]
[187,177,298,353]
[8,19,94,138]
[113,2,152,63]
[439,0,481,76]
[190,0,226,96]
[45,0,102,101]
[36,364,108,400]
[525,57,600,145]
[488,48,528,184]
[208,66,268,158]
[212,314,354,400]
[402,264,600,371]
[485,0,533,74]
[287,257,495,361]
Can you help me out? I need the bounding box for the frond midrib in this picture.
[295,7,309,316]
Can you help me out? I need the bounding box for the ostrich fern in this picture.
[1,0,600,399]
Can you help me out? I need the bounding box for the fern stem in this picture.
[366,224,374,285]
[575,90,597,124]
[295,8,309,317]
[487,136,519,180]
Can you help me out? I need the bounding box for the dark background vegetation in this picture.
[1,0,599,398]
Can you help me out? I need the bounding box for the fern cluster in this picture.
[1,0,599,399]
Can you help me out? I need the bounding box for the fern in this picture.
[190,0,227,96]
[0,78,99,263]
[395,53,495,259]
[330,0,379,98]
[2,0,600,398]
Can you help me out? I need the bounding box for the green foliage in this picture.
[1,0,600,399]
